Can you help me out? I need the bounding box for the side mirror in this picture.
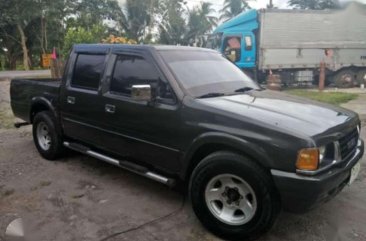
[131,85,152,102]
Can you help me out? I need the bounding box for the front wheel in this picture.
[189,151,280,240]
[32,111,64,160]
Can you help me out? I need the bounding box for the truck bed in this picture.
[10,78,61,122]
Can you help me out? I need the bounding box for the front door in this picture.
[98,51,182,173]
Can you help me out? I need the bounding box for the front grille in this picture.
[338,128,358,159]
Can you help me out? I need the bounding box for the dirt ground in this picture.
[1,78,366,241]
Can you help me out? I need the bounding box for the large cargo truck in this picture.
[206,3,366,87]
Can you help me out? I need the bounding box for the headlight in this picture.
[319,145,326,162]
[297,143,340,171]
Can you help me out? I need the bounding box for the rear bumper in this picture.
[271,139,364,213]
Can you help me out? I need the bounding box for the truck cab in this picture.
[206,10,258,72]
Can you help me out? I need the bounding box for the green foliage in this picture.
[0,0,219,69]
[288,0,340,9]
[220,0,251,21]
[62,24,107,57]
[286,90,357,105]
[186,2,218,43]
[158,0,187,45]
[118,0,154,41]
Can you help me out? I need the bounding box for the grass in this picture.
[0,108,15,129]
[286,89,358,105]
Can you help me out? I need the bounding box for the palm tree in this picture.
[158,0,187,45]
[220,0,251,21]
[186,2,218,43]
[108,0,153,42]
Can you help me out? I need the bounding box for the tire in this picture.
[333,69,356,88]
[356,69,366,85]
[189,151,280,240]
[32,111,64,160]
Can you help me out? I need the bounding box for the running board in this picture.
[63,141,175,187]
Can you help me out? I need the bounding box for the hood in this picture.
[198,90,358,137]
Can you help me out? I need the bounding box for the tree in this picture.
[288,0,340,9]
[0,0,70,69]
[186,2,217,44]
[113,0,153,42]
[0,0,40,70]
[220,0,251,21]
[158,0,187,45]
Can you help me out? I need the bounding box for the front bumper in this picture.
[271,139,364,213]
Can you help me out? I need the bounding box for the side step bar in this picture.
[63,142,175,187]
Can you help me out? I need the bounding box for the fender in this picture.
[180,132,274,180]
[30,96,58,122]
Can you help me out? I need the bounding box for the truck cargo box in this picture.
[258,4,366,71]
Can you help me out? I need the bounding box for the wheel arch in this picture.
[30,97,57,123]
[181,132,273,181]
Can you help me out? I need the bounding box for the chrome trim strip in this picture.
[63,142,174,186]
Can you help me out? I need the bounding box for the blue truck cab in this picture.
[207,9,258,70]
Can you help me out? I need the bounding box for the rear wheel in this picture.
[32,111,64,160]
[189,151,280,240]
[333,69,356,88]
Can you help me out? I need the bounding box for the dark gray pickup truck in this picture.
[11,44,364,240]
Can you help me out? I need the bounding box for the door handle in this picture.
[105,104,115,114]
[67,96,75,104]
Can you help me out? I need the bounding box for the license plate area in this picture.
[349,162,361,185]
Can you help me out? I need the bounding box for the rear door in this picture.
[60,49,109,146]
[98,50,182,173]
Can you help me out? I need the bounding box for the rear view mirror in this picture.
[131,85,152,102]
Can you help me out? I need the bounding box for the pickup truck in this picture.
[11,44,364,240]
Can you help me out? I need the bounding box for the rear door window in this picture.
[71,54,106,90]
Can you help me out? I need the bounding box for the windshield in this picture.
[159,50,259,98]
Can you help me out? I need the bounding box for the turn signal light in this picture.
[296,148,319,171]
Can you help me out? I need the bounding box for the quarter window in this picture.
[71,54,106,90]
[110,55,160,96]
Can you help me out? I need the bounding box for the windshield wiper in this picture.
[198,92,225,98]
[234,87,255,93]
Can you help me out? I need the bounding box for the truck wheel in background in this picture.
[356,69,366,86]
[32,111,64,160]
[333,69,356,88]
[189,151,280,240]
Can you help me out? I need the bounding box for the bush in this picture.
[62,24,106,57]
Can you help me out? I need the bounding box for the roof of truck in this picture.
[214,9,258,33]
[73,44,216,53]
